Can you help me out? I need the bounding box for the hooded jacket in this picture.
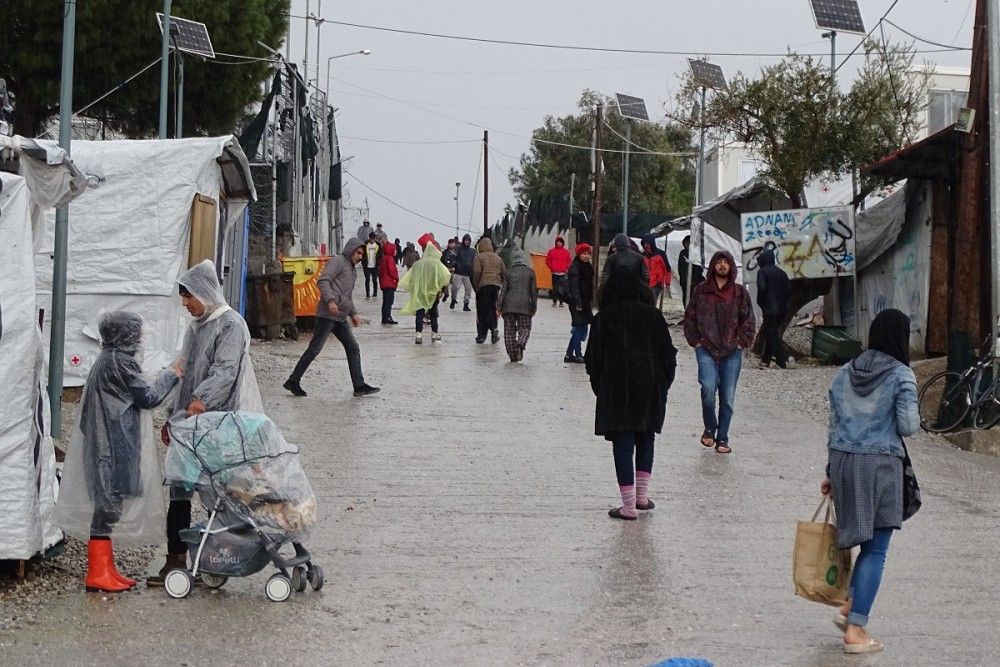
[828,349,919,457]
[545,237,572,275]
[398,242,452,314]
[756,249,791,316]
[379,241,400,289]
[498,251,538,316]
[567,255,596,327]
[441,244,459,271]
[455,234,476,276]
[402,243,420,268]
[683,250,756,359]
[601,233,649,287]
[472,237,506,289]
[316,237,362,322]
[641,234,671,288]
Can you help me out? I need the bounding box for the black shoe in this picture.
[564,355,574,363]
[283,379,307,397]
[636,499,655,511]
[450,300,457,310]
[490,329,500,344]
[389,319,399,325]
[475,337,486,344]
[463,304,472,312]
[353,384,381,397]
[608,507,637,521]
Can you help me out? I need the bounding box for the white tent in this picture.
[0,171,66,559]
[33,137,255,385]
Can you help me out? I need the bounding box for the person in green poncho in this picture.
[399,233,453,345]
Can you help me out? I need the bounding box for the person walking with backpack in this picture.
[586,262,677,520]
[545,236,572,307]
[683,251,756,454]
[472,237,506,344]
[820,309,919,655]
[755,247,791,369]
[498,249,538,362]
[564,242,595,364]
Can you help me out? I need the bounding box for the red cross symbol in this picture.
[70,355,81,366]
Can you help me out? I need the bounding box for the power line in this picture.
[602,120,695,157]
[74,57,162,117]
[467,151,482,229]
[340,135,480,145]
[288,14,965,58]
[835,0,904,75]
[883,18,971,50]
[344,168,466,232]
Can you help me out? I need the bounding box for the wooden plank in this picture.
[188,194,218,268]
[927,181,952,355]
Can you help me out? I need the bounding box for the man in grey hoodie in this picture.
[284,237,380,397]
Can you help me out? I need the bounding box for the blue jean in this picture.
[567,325,588,357]
[847,527,893,627]
[696,347,742,443]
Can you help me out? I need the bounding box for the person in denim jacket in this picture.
[821,308,919,655]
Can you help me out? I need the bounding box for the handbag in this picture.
[792,497,852,606]
[902,441,922,521]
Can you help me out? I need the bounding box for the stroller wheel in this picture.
[291,566,307,593]
[201,573,228,589]
[307,565,325,592]
[265,573,293,602]
[164,569,193,599]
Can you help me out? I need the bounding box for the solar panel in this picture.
[615,93,649,122]
[688,59,726,90]
[808,0,866,34]
[156,13,216,59]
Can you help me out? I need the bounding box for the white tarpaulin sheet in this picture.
[0,172,61,558]
[33,137,253,385]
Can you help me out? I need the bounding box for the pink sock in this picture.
[635,471,651,506]
[618,485,637,518]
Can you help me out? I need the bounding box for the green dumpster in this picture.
[811,326,862,364]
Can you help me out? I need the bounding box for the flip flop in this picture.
[715,442,732,454]
[833,614,848,632]
[843,638,883,654]
[700,430,715,447]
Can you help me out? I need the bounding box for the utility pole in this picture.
[483,130,489,236]
[303,0,310,84]
[686,86,707,307]
[174,33,184,138]
[454,182,461,238]
[988,0,1000,359]
[158,0,171,138]
[314,1,322,87]
[591,103,604,290]
[49,0,76,439]
[622,120,632,236]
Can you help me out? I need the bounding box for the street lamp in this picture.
[454,182,461,238]
[325,49,372,96]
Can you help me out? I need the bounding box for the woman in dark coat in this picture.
[585,262,677,520]
[564,242,595,363]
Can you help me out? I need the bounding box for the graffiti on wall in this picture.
[741,207,855,279]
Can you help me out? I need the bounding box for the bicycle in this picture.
[918,337,1000,433]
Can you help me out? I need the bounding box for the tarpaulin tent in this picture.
[0,136,88,559]
[33,137,255,386]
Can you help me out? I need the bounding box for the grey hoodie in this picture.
[316,237,362,321]
[498,251,537,316]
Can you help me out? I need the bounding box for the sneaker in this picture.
[450,300,457,310]
[490,329,500,344]
[388,319,399,325]
[475,336,486,344]
[431,333,442,343]
[353,384,381,397]
[463,304,472,312]
[415,333,423,345]
[283,379,307,397]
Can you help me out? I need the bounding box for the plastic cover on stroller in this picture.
[164,412,317,538]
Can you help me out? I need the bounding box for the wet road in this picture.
[3,292,1000,666]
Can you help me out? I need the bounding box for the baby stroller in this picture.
[162,411,323,602]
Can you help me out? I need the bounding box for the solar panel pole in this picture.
[687,85,708,306]
[989,0,1000,362]
[591,103,604,290]
[623,121,631,236]
[175,47,184,138]
[159,1,171,138]
[49,0,76,439]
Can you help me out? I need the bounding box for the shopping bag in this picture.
[792,497,852,606]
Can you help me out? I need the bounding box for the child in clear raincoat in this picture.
[54,312,182,592]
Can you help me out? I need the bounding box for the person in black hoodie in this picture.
[452,233,476,311]
[564,242,595,363]
[586,261,677,520]
[755,247,791,369]
[601,233,648,289]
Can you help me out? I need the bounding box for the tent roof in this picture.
[863,124,961,182]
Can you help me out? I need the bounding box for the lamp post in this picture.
[454,182,461,238]
[324,49,372,97]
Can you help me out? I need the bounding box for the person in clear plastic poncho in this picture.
[147,259,264,587]
[398,235,452,344]
[55,312,182,592]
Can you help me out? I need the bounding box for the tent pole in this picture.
[158,0,171,138]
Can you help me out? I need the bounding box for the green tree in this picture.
[675,42,930,207]
[510,90,695,216]
[1,0,289,137]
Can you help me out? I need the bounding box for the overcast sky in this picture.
[285,0,974,243]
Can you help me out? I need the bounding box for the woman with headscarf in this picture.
[564,242,595,364]
[498,249,538,362]
[55,312,183,592]
[398,235,453,344]
[821,309,919,655]
[585,263,677,520]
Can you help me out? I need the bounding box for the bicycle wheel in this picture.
[973,383,1000,429]
[919,371,970,433]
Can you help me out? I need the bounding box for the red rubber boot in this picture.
[108,540,136,588]
[85,538,132,592]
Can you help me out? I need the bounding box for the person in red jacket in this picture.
[545,236,572,307]
[642,235,671,305]
[379,241,400,325]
